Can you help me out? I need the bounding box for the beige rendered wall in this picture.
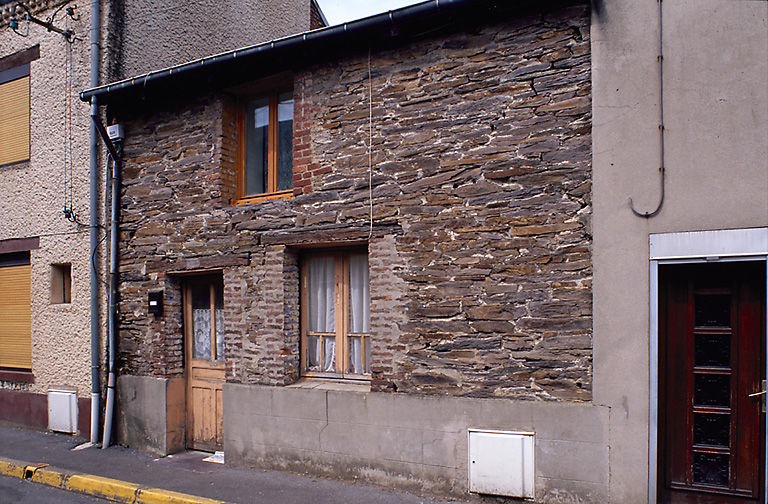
[110,0,313,80]
[0,1,101,399]
[592,0,768,502]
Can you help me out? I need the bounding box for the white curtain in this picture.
[193,308,211,359]
[349,337,363,374]
[322,336,335,372]
[349,254,369,333]
[307,256,336,372]
[214,308,224,361]
[307,336,336,372]
[348,254,370,374]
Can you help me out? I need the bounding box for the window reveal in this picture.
[237,91,293,202]
[301,252,370,378]
[51,263,72,304]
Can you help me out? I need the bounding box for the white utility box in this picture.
[48,387,78,434]
[468,429,535,499]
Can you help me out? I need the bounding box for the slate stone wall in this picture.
[116,3,592,401]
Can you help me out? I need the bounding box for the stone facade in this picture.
[115,4,592,401]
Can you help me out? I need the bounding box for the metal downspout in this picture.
[88,0,101,444]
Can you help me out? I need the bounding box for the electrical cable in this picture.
[367,49,373,240]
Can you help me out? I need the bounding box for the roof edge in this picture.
[80,0,587,103]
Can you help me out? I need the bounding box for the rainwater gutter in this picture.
[81,0,458,101]
[88,0,101,445]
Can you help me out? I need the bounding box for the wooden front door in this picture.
[660,261,766,503]
[183,275,225,452]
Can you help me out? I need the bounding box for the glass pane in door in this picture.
[190,277,224,361]
[192,282,212,360]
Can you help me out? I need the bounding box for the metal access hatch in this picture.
[468,428,535,499]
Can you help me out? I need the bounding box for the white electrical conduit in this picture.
[629,0,665,218]
[102,148,120,449]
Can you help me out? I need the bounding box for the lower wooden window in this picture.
[301,251,370,379]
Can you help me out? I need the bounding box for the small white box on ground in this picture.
[468,429,535,499]
[48,387,78,434]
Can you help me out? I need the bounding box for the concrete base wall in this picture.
[0,390,90,438]
[224,383,609,502]
[117,375,185,455]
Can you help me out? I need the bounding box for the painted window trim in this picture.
[647,227,768,504]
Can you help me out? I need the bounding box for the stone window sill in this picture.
[231,190,292,206]
[287,378,371,393]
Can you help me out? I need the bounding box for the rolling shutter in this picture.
[0,75,30,166]
[0,263,32,369]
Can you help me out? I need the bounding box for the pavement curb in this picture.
[0,456,228,504]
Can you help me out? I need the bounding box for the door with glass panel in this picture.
[183,275,225,451]
[659,262,765,503]
[300,251,370,379]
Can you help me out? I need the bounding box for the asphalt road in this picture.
[0,474,110,504]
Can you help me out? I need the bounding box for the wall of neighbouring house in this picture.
[0,0,106,434]
[591,0,768,501]
[105,0,315,81]
[113,4,606,500]
[0,0,317,437]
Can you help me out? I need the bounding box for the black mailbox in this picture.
[148,291,163,315]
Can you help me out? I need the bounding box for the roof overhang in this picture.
[80,0,587,105]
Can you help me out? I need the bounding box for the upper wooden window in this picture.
[301,250,371,380]
[0,64,30,167]
[235,91,293,204]
[0,252,32,370]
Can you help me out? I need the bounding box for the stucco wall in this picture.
[591,0,768,501]
[0,0,314,414]
[0,1,101,398]
[107,0,313,80]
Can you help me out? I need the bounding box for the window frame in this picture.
[234,90,293,205]
[300,249,371,381]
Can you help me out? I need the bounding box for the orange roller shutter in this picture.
[0,264,32,369]
[0,76,30,166]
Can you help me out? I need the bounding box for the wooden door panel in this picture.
[660,262,765,503]
[183,278,226,452]
[216,387,223,445]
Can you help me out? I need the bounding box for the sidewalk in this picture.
[0,425,464,504]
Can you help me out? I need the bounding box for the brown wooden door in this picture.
[183,276,225,452]
[660,262,766,503]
